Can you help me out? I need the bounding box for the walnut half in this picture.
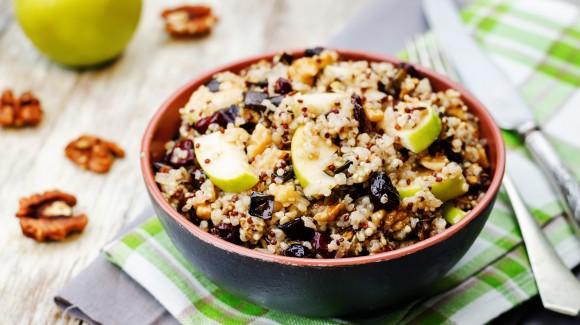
[0,89,43,128]
[65,135,125,173]
[161,5,218,38]
[16,190,88,242]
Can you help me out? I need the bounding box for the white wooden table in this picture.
[0,0,368,323]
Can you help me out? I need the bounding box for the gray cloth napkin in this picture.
[54,0,580,324]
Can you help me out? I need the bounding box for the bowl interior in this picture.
[141,49,506,266]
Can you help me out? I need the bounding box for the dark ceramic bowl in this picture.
[141,49,506,316]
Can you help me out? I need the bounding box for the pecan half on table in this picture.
[161,5,218,38]
[65,135,125,173]
[0,89,43,128]
[16,190,88,242]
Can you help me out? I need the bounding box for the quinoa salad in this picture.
[154,48,491,258]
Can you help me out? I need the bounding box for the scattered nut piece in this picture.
[161,5,218,38]
[0,89,43,128]
[65,135,125,173]
[16,190,88,242]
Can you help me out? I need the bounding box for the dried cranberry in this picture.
[312,231,332,257]
[205,78,220,92]
[269,95,284,107]
[304,47,324,57]
[279,52,294,64]
[396,62,422,79]
[278,217,314,241]
[248,193,274,219]
[164,139,195,167]
[369,172,399,211]
[244,91,269,111]
[352,93,366,132]
[194,105,239,133]
[274,78,293,95]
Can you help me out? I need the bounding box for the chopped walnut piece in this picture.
[161,5,218,38]
[15,190,88,242]
[0,89,43,128]
[65,135,125,173]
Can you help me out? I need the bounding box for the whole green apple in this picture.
[14,0,142,67]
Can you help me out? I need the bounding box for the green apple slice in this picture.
[291,125,338,197]
[194,129,259,193]
[379,105,441,153]
[290,93,348,117]
[396,171,468,202]
[442,203,467,225]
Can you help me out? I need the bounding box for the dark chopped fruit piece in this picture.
[352,93,366,132]
[333,183,366,202]
[279,52,294,64]
[378,81,388,94]
[398,148,410,161]
[164,139,195,167]
[281,166,294,182]
[248,193,274,219]
[213,222,241,244]
[278,217,314,241]
[304,47,325,57]
[359,248,370,256]
[205,78,220,92]
[244,91,269,111]
[253,80,269,88]
[269,95,284,107]
[274,78,293,95]
[396,62,422,79]
[428,139,462,163]
[194,104,239,133]
[468,172,491,195]
[369,172,400,211]
[284,244,309,258]
[240,122,256,133]
[312,231,332,258]
[189,168,207,189]
[334,160,352,174]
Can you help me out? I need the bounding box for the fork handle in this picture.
[521,126,580,235]
[503,174,580,316]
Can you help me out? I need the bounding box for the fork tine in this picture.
[405,39,419,64]
[425,33,448,76]
[432,35,460,82]
[414,34,433,70]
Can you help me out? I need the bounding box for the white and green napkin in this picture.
[104,0,580,323]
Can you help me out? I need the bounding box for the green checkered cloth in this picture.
[104,0,580,323]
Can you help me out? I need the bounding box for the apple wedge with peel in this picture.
[194,129,259,193]
[397,172,468,202]
[379,105,441,153]
[291,125,338,197]
[290,93,348,118]
[442,203,467,225]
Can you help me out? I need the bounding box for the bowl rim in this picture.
[141,48,506,267]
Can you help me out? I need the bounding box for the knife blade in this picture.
[422,0,580,235]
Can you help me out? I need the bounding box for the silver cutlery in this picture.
[406,29,580,316]
[422,0,580,236]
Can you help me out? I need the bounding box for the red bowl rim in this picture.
[141,48,506,267]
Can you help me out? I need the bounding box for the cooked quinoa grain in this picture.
[154,49,491,258]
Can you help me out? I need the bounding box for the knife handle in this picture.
[523,128,580,234]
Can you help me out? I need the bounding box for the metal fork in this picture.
[406,33,580,316]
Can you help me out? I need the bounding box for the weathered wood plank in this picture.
[0,0,367,323]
